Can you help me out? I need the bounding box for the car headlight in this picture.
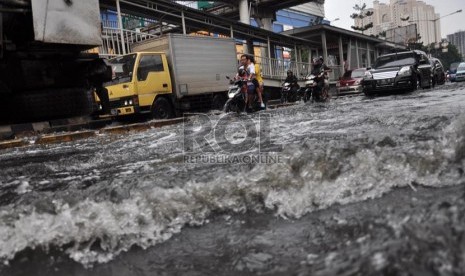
[364,71,373,79]
[398,66,412,77]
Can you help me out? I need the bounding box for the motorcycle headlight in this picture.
[398,66,412,77]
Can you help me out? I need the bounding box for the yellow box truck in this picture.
[104,34,238,119]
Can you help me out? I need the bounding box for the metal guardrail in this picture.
[257,56,343,82]
[98,27,158,58]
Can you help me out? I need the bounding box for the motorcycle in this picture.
[223,76,264,113]
[302,72,330,103]
[280,82,300,103]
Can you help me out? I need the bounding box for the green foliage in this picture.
[434,44,463,70]
[410,42,463,70]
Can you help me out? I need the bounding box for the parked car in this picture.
[429,57,446,86]
[336,68,367,95]
[455,62,465,82]
[362,50,432,96]
[449,62,460,82]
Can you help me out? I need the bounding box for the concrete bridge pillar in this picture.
[239,0,252,54]
[239,0,250,25]
[253,9,276,59]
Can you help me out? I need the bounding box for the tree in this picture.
[414,42,463,70]
[350,3,374,34]
[434,44,463,70]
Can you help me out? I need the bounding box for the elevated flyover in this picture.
[197,0,324,19]
[98,0,320,88]
[99,0,317,48]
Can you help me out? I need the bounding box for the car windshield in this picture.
[108,53,137,81]
[458,63,465,71]
[374,53,415,69]
[352,69,366,78]
[450,62,460,73]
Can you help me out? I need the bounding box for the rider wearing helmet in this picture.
[311,57,331,97]
[285,70,298,86]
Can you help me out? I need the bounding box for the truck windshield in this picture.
[108,54,137,82]
[374,53,415,69]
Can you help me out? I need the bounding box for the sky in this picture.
[325,0,465,38]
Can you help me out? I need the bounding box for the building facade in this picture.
[354,0,440,45]
[447,31,465,59]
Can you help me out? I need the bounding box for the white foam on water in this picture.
[0,91,465,266]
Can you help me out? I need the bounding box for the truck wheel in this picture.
[212,94,227,110]
[152,97,174,119]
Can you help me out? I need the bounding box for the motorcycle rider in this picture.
[238,54,258,111]
[249,55,265,109]
[284,70,299,90]
[311,57,331,98]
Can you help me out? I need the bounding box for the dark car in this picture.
[455,62,465,82]
[336,68,367,95]
[362,50,432,96]
[449,62,460,82]
[429,57,446,86]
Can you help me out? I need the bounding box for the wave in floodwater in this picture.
[0,97,464,266]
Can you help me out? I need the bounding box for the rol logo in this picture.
[183,113,282,154]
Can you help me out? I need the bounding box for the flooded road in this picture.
[1,83,465,275]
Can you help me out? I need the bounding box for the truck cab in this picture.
[105,52,174,118]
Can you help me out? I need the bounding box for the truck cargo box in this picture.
[132,34,237,98]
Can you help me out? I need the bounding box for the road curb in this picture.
[147,118,186,128]
[99,118,185,135]
[35,131,97,145]
[0,139,28,150]
[99,123,152,135]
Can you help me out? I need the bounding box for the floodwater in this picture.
[1,83,465,275]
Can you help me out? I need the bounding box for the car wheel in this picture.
[152,97,175,119]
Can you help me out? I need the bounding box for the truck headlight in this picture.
[398,66,412,77]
